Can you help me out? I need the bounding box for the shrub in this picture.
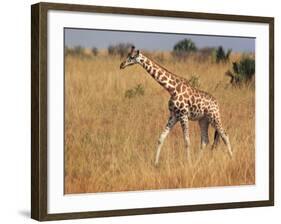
[188,75,200,88]
[108,45,115,55]
[91,47,98,56]
[108,43,133,57]
[233,57,255,81]
[65,46,99,58]
[124,84,145,99]
[225,70,240,86]
[65,46,85,57]
[73,46,84,55]
[226,57,255,86]
[172,38,197,59]
[65,46,72,55]
[215,46,232,63]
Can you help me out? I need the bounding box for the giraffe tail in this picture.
[212,130,220,149]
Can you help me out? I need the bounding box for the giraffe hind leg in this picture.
[211,130,220,150]
[220,132,233,158]
[212,119,233,157]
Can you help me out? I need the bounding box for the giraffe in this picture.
[120,46,233,165]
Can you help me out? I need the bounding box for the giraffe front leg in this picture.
[180,115,191,162]
[155,114,177,166]
[198,118,209,150]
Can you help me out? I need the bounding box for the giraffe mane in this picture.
[143,54,188,83]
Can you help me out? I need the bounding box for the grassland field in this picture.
[64,50,255,194]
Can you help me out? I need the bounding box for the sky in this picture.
[65,28,255,53]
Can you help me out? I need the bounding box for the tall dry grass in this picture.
[64,52,255,194]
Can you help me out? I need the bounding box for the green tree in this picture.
[173,39,197,59]
[173,38,197,52]
[215,46,232,63]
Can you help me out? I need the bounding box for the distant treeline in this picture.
[65,38,255,86]
[65,39,244,64]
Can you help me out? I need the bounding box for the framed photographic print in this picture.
[31,2,274,221]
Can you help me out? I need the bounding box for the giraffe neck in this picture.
[138,55,180,95]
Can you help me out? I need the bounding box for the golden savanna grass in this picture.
[64,51,255,194]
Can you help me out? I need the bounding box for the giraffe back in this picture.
[168,81,220,122]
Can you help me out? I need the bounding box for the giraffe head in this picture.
[120,46,141,69]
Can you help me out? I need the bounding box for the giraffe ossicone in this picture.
[120,46,233,166]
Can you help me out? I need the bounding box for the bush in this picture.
[108,43,133,57]
[124,84,145,99]
[215,46,232,63]
[65,46,72,55]
[226,57,255,86]
[65,46,99,58]
[65,46,84,56]
[233,57,255,81]
[225,70,240,86]
[91,47,98,56]
[108,45,115,55]
[188,75,200,88]
[73,46,84,55]
[172,39,197,59]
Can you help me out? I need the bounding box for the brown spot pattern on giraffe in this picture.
[161,76,167,82]
[135,53,227,144]
[176,84,181,93]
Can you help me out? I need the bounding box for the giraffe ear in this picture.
[130,46,135,54]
